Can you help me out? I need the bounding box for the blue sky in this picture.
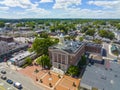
[0,0,119,19]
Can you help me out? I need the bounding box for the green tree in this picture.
[81,27,88,33]
[78,55,87,68]
[45,22,50,26]
[25,57,32,65]
[26,21,35,29]
[81,55,87,65]
[85,29,95,36]
[79,37,83,41]
[93,39,102,44]
[67,65,79,76]
[50,26,56,32]
[32,37,55,55]
[39,32,48,38]
[36,55,51,69]
[0,22,5,27]
[98,30,115,40]
[16,22,25,27]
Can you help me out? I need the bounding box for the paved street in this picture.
[0,78,17,90]
[0,63,45,90]
[102,42,117,60]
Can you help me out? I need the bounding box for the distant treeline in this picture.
[0,18,120,23]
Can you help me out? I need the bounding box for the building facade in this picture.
[49,35,102,74]
[85,42,102,54]
[0,36,14,42]
[0,41,9,56]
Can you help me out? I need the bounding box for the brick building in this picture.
[0,36,14,42]
[85,42,102,54]
[49,34,102,74]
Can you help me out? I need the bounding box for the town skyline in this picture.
[0,0,120,19]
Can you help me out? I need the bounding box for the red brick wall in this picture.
[85,46,101,54]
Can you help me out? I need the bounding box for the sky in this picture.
[0,0,120,19]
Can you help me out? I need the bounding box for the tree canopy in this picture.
[25,57,32,65]
[67,65,79,76]
[36,55,51,69]
[0,21,5,27]
[85,29,95,36]
[81,27,88,33]
[98,30,115,40]
[39,32,49,38]
[77,55,87,68]
[32,37,55,55]
[79,37,83,41]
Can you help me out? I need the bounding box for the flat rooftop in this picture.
[0,35,13,38]
[81,61,120,90]
[85,42,102,48]
[49,40,84,53]
[10,51,33,62]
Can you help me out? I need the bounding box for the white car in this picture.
[13,82,22,89]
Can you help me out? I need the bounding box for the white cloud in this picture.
[88,0,120,9]
[40,0,53,3]
[0,0,50,17]
[0,6,9,10]
[0,0,34,8]
[53,0,81,9]
[66,8,120,18]
[26,5,50,14]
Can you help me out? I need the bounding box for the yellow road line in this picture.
[0,85,5,90]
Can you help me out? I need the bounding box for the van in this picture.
[13,82,22,89]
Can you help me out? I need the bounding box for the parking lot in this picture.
[0,78,17,90]
[0,62,44,90]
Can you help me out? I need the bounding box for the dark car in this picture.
[1,75,7,80]
[1,70,6,74]
[7,79,13,84]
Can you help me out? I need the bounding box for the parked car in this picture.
[7,79,13,84]
[1,75,7,80]
[13,82,22,89]
[1,70,6,74]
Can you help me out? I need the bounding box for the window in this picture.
[54,53,57,62]
[62,55,65,64]
[58,54,61,63]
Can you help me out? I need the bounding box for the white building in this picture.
[114,31,120,40]
[9,51,34,66]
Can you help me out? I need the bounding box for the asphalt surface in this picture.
[102,42,117,60]
[0,78,17,90]
[0,63,45,90]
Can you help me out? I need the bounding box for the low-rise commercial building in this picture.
[80,61,120,90]
[0,36,14,42]
[0,41,10,56]
[0,41,28,62]
[9,51,34,66]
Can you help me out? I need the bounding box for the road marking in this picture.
[0,85,5,90]
[0,79,17,90]
[7,87,13,90]
[0,82,4,86]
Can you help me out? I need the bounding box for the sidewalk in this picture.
[109,44,117,59]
